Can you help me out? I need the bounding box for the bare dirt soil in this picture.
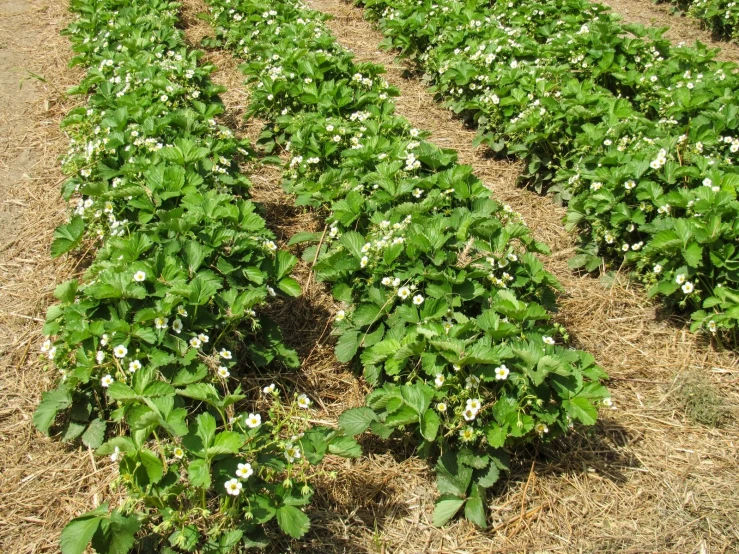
[0,0,116,552]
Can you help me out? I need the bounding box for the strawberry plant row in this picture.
[661,0,739,43]
[205,0,610,527]
[355,0,739,338]
[37,0,358,551]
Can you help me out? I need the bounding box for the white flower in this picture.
[96,350,105,364]
[284,444,302,463]
[465,375,480,389]
[703,178,712,187]
[360,256,369,268]
[466,398,482,412]
[542,336,555,345]
[128,360,141,373]
[172,319,183,333]
[225,478,243,496]
[590,181,603,191]
[437,402,447,413]
[409,128,420,137]
[624,180,636,190]
[434,374,445,388]
[297,394,312,409]
[602,398,614,408]
[266,286,276,297]
[263,240,278,252]
[398,286,411,300]
[452,364,461,372]
[412,294,424,305]
[412,188,423,198]
[133,271,146,282]
[245,413,261,428]
[653,264,662,274]
[47,346,56,360]
[101,374,114,387]
[220,349,233,359]
[682,282,694,294]
[217,366,230,378]
[463,407,477,421]
[621,243,630,252]
[177,306,188,317]
[707,320,717,334]
[459,427,475,442]
[154,316,168,330]
[198,333,209,344]
[236,462,254,479]
[494,365,510,380]
[604,232,614,244]
[173,446,184,459]
[110,446,120,462]
[675,274,686,285]
[189,337,202,349]
[381,277,392,286]
[535,423,549,434]
[41,339,52,353]
[113,345,127,358]
[335,310,346,322]
[263,383,277,394]
[392,278,401,287]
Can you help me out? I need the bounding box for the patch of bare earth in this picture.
[0,0,118,552]
[598,0,739,63]
[286,0,738,552]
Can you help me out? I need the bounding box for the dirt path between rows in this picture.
[598,0,739,62]
[301,0,739,551]
[0,0,116,552]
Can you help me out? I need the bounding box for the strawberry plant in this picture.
[206,0,610,527]
[38,0,358,551]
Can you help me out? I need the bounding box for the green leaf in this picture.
[54,280,78,303]
[207,431,244,457]
[34,387,72,435]
[139,449,164,484]
[477,462,501,488]
[276,505,310,539]
[334,331,360,362]
[338,407,378,436]
[81,418,106,449]
[93,509,140,554]
[432,495,465,527]
[339,231,365,259]
[327,435,362,458]
[464,493,487,528]
[275,250,298,280]
[436,452,472,497]
[420,409,440,442]
[60,504,108,554]
[187,458,211,488]
[565,397,598,425]
[51,216,85,258]
[277,277,302,297]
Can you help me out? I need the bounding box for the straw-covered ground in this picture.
[1,0,738,552]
